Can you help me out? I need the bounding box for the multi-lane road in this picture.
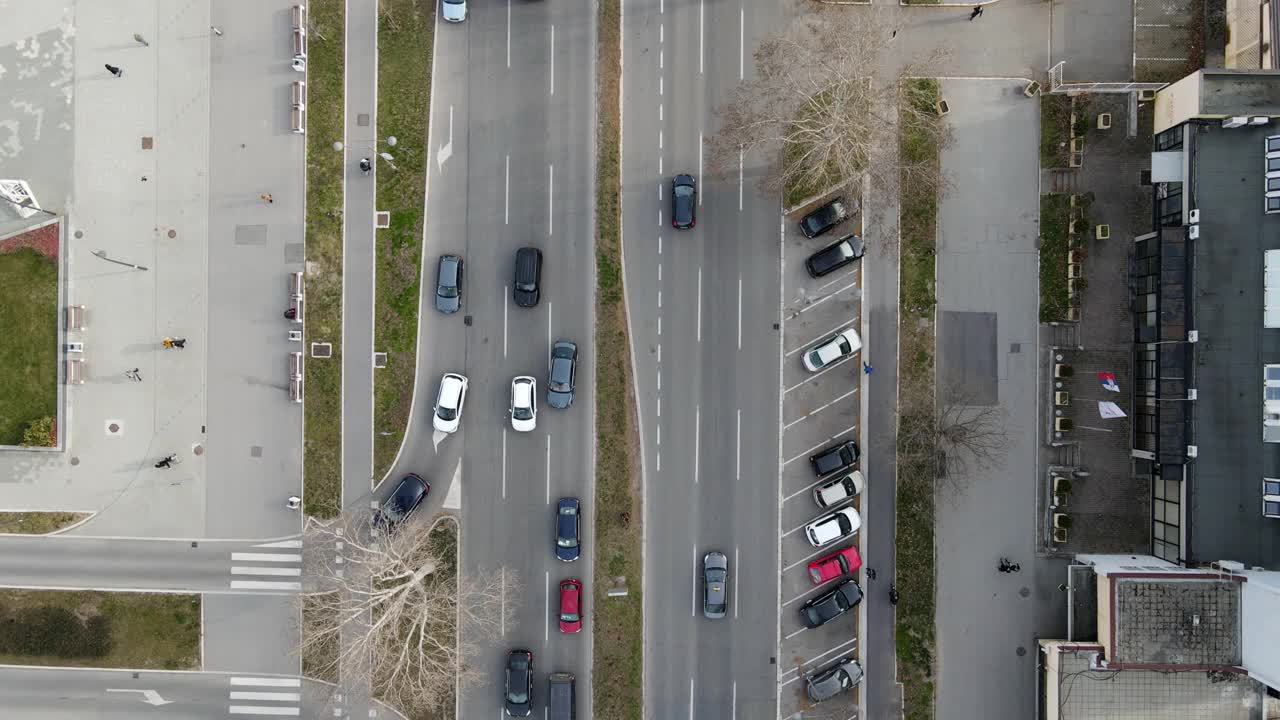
[620,0,786,716]
[379,0,598,716]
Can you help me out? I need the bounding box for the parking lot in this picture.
[776,196,864,717]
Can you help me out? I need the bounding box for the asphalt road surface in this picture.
[621,0,785,716]
[379,0,598,716]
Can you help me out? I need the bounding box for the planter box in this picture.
[935,99,950,116]
[1024,81,1041,97]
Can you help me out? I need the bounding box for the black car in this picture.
[672,174,696,229]
[799,579,862,628]
[556,497,581,562]
[799,197,848,239]
[373,474,429,530]
[513,247,543,308]
[505,649,534,717]
[810,440,859,477]
[435,254,463,314]
[547,340,578,409]
[805,234,864,277]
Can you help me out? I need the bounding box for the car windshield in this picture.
[437,406,457,421]
[675,184,694,197]
[513,405,533,421]
[516,280,536,291]
[438,285,458,298]
[560,611,580,622]
[508,686,528,704]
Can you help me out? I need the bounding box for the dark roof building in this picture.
[1136,70,1280,568]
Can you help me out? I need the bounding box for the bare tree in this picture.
[708,7,949,203]
[299,514,519,716]
[897,379,1007,495]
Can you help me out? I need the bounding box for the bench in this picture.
[292,3,306,30]
[66,304,86,331]
[289,351,303,379]
[288,296,304,323]
[292,28,306,59]
[292,81,306,109]
[289,377,303,403]
[66,358,84,385]
[291,105,306,135]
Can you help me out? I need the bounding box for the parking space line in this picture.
[782,424,859,466]
[780,522,810,539]
[777,637,858,681]
[784,317,858,358]
[794,279,859,316]
[782,476,828,504]
[782,386,859,429]
[812,268,858,296]
[784,626,807,641]
[785,354,859,394]
[783,541,845,573]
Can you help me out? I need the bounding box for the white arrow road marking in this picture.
[436,105,454,171]
[443,461,463,509]
[106,689,172,706]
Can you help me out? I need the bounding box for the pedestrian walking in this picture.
[863,361,874,375]
[105,63,123,78]
[969,6,983,21]
[286,496,302,510]
[162,337,175,349]
[998,557,1012,573]
[889,584,899,605]
[261,193,274,204]
[866,567,877,581]
[211,26,223,36]
[1009,562,1021,573]
[284,307,297,320]
[173,338,186,349]
[155,454,177,469]
[133,33,149,47]
[125,368,141,381]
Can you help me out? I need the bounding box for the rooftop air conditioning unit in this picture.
[1251,117,1271,126]
[1189,209,1200,223]
[1187,445,1199,458]
[1217,560,1246,572]
[1188,330,1199,342]
[1187,388,1198,400]
[1224,116,1249,129]
[1188,224,1200,239]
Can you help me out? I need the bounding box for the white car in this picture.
[510,376,538,432]
[433,373,469,433]
[804,507,861,547]
[813,471,865,508]
[802,328,863,372]
[441,0,466,22]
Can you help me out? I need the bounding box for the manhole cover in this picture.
[74,230,83,239]
[1020,587,1031,597]
[70,456,80,466]
[167,229,177,239]
[1016,646,1026,657]
[192,444,205,456]
[250,446,263,458]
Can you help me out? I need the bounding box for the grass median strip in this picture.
[0,590,200,670]
[372,0,434,481]
[897,77,939,720]
[0,242,58,447]
[592,0,644,717]
[0,512,88,534]
[302,0,346,519]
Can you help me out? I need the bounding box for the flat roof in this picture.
[1199,70,1280,116]
[1188,122,1280,569]
[1112,577,1240,666]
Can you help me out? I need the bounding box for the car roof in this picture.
[513,377,533,405]
[817,481,851,505]
[440,374,465,404]
[439,254,460,278]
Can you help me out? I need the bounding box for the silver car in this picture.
[805,657,863,702]
[702,551,728,619]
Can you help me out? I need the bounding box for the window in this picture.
[1268,135,1280,154]
[1266,479,1280,519]
[1266,500,1280,519]
[1264,479,1280,495]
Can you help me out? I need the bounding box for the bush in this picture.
[20,416,55,447]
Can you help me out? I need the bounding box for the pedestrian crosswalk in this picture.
[229,539,302,591]
[228,676,301,716]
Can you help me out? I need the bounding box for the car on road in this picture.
[805,234,864,277]
[813,470,864,508]
[555,497,581,562]
[702,550,729,619]
[510,376,537,432]
[504,649,533,716]
[513,247,543,308]
[672,173,697,229]
[433,372,469,433]
[799,196,847,238]
[805,657,864,703]
[799,578,863,628]
[548,672,576,720]
[804,506,861,547]
[442,0,466,22]
[558,579,583,633]
[547,340,578,409]
[373,473,429,530]
[802,328,863,372]
[808,545,862,585]
[435,254,463,313]
[810,440,860,477]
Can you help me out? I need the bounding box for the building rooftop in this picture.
[1187,122,1280,569]
[1112,577,1241,665]
[1046,645,1264,720]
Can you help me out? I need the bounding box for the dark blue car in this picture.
[374,474,429,531]
[556,497,581,562]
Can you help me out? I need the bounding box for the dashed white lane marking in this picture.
[694,405,701,485]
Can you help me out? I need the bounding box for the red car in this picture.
[558,579,583,633]
[807,545,862,585]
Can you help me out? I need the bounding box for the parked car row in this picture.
[505,651,577,718]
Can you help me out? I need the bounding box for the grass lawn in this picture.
[1039,193,1073,323]
[0,590,200,670]
[1040,94,1071,169]
[0,512,88,534]
[592,0,644,717]
[0,247,58,447]
[372,0,434,481]
[302,0,346,519]
[897,78,940,720]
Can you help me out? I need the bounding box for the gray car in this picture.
[547,340,578,409]
[805,657,863,703]
[435,254,463,314]
[702,551,728,619]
